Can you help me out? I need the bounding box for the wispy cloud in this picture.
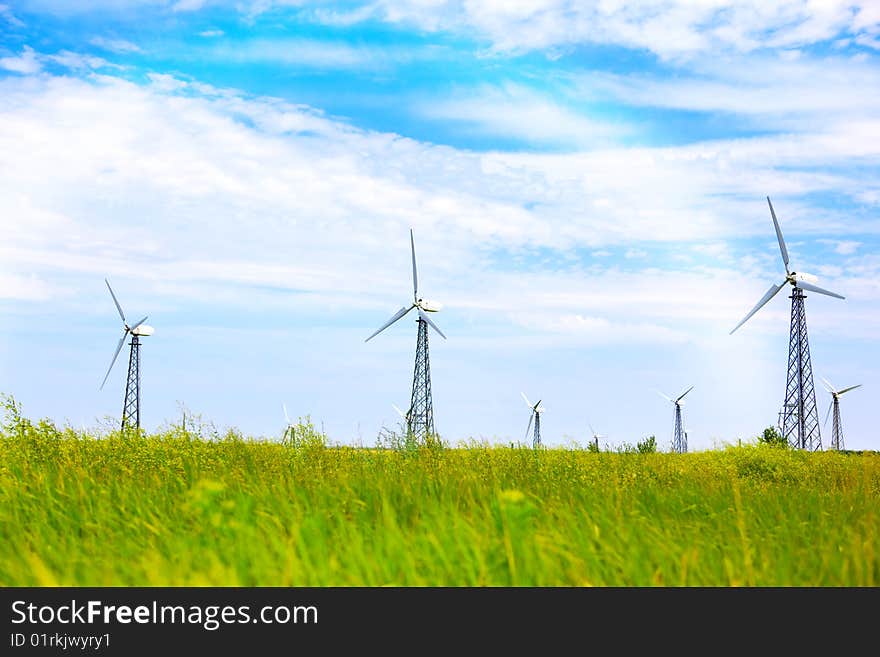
[89,36,143,54]
[301,1,880,60]
[818,239,862,255]
[578,52,880,131]
[47,50,115,70]
[0,3,25,27]
[205,37,422,70]
[414,82,626,149]
[0,46,41,74]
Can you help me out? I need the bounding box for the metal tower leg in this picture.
[831,398,843,451]
[408,318,434,439]
[781,288,821,450]
[673,404,686,453]
[122,334,140,431]
[533,413,541,448]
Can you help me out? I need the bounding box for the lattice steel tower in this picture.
[100,278,153,432]
[366,229,446,441]
[658,386,692,454]
[781,288,821,450]
[730,197,845,451]
[672,400,686,453]
[122,334,141,429]
[409,316,435,437]
[820,378,861,451]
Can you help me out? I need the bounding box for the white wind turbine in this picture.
[657,385,693,453]
[100,278,153,430]
[588,422,605,451]
[521,392,544,448]
[820,377,861,451]
[282,403,295,442]
[730,196,845,451]
[365,228,446,439]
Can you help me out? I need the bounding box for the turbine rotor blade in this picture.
[521,391,532,408]
[365,305,413,342]
[100,333,126,390]
[525,412,533,442]
[410,228,418,301]
[820,376,835,393]
[824,399,833,427]
[676,385,694,403]
[283,403,290,425]
[796,280,845,300]
[392,403,407,419]
[767,197,790,274]
[730,281,786,335]
[655,390,673,403]
[418,308,446,339]
[838,384,861,396]
[105,278,126,325]
[129,315,149,333]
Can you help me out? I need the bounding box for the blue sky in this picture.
[1,1,879,451]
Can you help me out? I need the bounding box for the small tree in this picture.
[637,435,657,453]
[758,425,788,448]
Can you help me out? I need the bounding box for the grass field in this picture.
[1,400,877,586]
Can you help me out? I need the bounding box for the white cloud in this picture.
[302,1,880,60]
[198,29,224,37]
[818,239,861,255]
[0,3,25,27]
[1,46,117,74]
[204,37,423,70]
[0,46,41,74]
[577,53,880,131]
[89,37,143,54]
[47,50,115,70]
[415,82,625,148]
[173,0,206,10]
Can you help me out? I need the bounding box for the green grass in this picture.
[0,404,877,586]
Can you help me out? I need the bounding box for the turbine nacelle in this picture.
[131,324,155,337]
[417,298,442,312]
[791,271,818,285]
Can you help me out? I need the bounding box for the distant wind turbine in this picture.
[100,278,153,431]
[521,392,544,449]
[820,378,861,451]
[657,385,693,453]
[588,422,605,451]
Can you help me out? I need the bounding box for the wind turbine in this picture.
[521,392,544,448]
[657,385,693,453]
[100,278,153,430]
[730,197,845,451]
[282,403,295,442]
[820,378,861,451]
[588,422,605,451]
[365,229,446,440]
